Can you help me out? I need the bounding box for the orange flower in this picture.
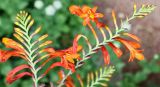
[100,43,123,65]
[69,5,104,28]
[43,45,82,75]
[0,38,27,62]
[114,37,144,62]
[101,46,110,64]
[6,64,33,84]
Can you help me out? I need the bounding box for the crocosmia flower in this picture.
[42,44,82,75]
[69,5,104,28]
[114,33,144,62]
[0,38,27,62]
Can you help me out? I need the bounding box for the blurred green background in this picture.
[0,0,160,87]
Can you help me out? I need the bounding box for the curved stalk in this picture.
[23,27,39,87]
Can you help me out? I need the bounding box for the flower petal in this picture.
[41,47,55,54]
[72,35,80,53]
[2,37,24,51]
[101,46,110,64]
[80,14,88,18]
[135,51,144,60]
[128,41,141,49]
[94,13,104,18]
[96,21,105,28]
[83,17,90,26]
[66,54,80,63]
[6,64,32,84]
[115,37,135,61]
[0,50,26,62]
[7,72,33,84]
[82,5,91,13]
[69,5,82,16]
[92,6,98,13]
[115,37,144,61]
[58,70,65,82]
[40,51,64,67]
[123,33,141,42]
[67,63,76,72]
[115,37,135,51]
[72,35,84,53]
[66,76,75,87]
[108,42,122,58]
[128,51,135,62]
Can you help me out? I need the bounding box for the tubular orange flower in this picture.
[2,37,24,51]
[108,42,123,58]
[0,50,25,62]
[123,33,141,42]
[69,5,104,28]
[43,45,82,74]
[0,38,27,62]
[101,46,110,64]
[40,35,83,75]
[6,64,33,84]
[114,37,144,62]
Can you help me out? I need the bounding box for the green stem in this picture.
[26,33,39,87]
[21,23,39,87]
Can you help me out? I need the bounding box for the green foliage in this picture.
[86,66,115,87]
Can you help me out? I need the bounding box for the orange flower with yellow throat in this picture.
[69,5,104,28]
[40,35,83,75]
